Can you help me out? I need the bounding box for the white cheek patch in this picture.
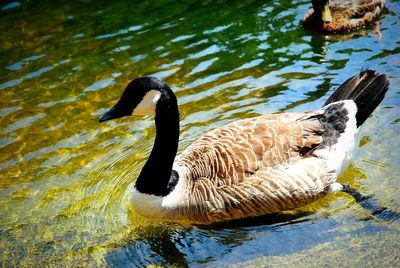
[132,90,161,116]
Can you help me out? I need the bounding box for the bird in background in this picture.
[302,0,385,35]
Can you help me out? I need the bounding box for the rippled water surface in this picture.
[1,0,400,266]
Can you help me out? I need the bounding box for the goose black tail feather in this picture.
[341,184,400,222]
[324,70,390,127]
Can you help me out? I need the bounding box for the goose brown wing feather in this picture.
[170,112,335,223]
[176,113,324,183]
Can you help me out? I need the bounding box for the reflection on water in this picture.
[1,0,400,266]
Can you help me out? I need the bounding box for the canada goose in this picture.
[302,0,385,33]
[99,70,389,224]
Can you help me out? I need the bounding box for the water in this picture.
[1,0,399,266]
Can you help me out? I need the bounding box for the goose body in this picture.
[303,0,385,33]
[100,70,389,224]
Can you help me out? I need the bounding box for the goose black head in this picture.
[312,0,332,23]
[99,76,168,123]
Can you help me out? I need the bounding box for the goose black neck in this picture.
[135,89,180,196]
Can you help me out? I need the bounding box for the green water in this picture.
[1,0,400,266]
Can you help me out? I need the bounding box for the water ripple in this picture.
[0,0,399,266]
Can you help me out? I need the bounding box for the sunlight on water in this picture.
[1,0,400,266]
